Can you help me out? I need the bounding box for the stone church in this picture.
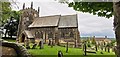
[17,2,80,47]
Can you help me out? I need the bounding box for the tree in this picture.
[59,1,120,57]
[1,2,12,26]
[1,1,21,38]
[4,17,18,38]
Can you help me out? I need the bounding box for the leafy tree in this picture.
[1,1,21,38]
[4,17,18,38]
[1,2,12,26]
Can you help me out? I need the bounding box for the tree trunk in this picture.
[113,2,120,57]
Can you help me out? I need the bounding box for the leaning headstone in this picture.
[100,52,103,54]
[32,43,37,49]
[66,42,68,53]
[58,50,63,57]
[39,40,44,49]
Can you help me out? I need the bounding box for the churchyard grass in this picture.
[3,39,116,57]
[28,44,116,57]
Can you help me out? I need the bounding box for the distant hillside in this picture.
[80,37,116,40]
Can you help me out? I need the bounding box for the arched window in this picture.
[70,32,74,37]
[39,31,43,39]
[35,31,39,38]
[48,32,53,38]
[61,32,65,38]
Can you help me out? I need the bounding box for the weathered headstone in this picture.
[83,44,84,51]
[101,46,103,51]
[84,41,87,56]
[108,47,110,53]
[32,43,37,49]
[51,40,53,48]
[95,44,98,51]
[66,42,68,53]
[100,52,103,54]
[26,45,30,49]
[48,39,52,46]
[58,50,63,57]
[105,46,107,52]
[39,40,44,49]
[25,40,30,49]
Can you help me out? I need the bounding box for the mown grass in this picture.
[4,39,116,57]
[2,38,16,42]
[28,44,116,57]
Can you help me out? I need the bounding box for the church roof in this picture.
[29,14,78,28]
[58,14,78,28]
[29,15,60,28]
[24,30,34,38]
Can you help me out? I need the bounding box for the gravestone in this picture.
[105,47,107,52]
[100,52,103,54]
[58,50,63,57]
[26,40,30,49]
[84,41,87,56]
[32,43,37,49]
[101,46,103,50]
[39,40,44,49]
[51,40,53,48]
[66,42,68,53]
[48,39,52,46]
[108,47,110,53]
[95,44,98,51]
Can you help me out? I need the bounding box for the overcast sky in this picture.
[12,0,115,38]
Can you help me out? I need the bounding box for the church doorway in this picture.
[21,34,25,42]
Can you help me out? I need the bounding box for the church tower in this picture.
[17,2,40,42]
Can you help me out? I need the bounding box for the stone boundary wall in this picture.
[2,41,32,57]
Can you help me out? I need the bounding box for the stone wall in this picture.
[1,40,32,57]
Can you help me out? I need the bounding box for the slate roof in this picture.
[24,30,34,38]
[58,14,78,28]
[29,15,60,28]
[28,14,78,28]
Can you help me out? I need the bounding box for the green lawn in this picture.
[3,39,116,57]
[3,38,16,42]
[28,44,116,57]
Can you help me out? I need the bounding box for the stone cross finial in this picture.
[38,7,40,14]
[31,2,33,9]
[23,3,25,9]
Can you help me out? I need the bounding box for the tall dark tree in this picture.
[4,17,18,38]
